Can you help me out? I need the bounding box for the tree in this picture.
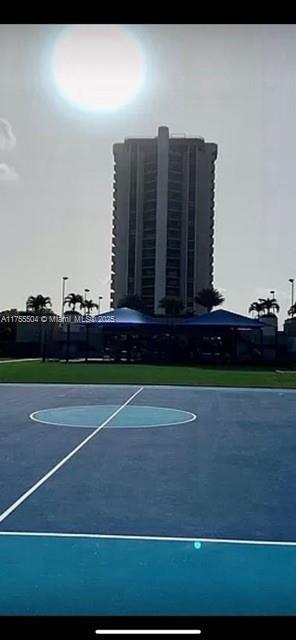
[117,294,145,311]
[81,299,99,315]
[248,301,265,319]
[0,308,19,341]
[158,296,184,316]
[26,295,52,313]
[258,297,280,316]
[195,287,225,313]
[64,293,84,312]
[0,308,18,315]
[249,297,280,318]
[288,302,296,318]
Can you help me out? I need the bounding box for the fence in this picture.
[0,320,290,366]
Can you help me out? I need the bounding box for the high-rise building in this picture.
[111,126,218,314]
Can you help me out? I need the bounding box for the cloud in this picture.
[0,119,16,150]
[0,163,19,181]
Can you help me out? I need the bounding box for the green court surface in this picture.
[0,361,295,388]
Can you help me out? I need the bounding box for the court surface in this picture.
[1,382,296,615]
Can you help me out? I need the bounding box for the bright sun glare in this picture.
[52,24,146,112]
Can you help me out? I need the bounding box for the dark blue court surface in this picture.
[0,383,296,615]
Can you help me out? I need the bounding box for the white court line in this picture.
[0,530,295,546]
[30,405,197,429]
[0,358,40,364]
[0,387,143,524]
[95,631,201,636]
[2,383,296,393]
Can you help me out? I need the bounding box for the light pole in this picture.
[289,278,295,315]
[61,276,68,319]
[98,296,103,314]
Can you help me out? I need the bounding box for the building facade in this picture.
[111,126,218,314]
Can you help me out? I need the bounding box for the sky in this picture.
[0,23,296,327]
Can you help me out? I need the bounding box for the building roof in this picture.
[177,309,265,328]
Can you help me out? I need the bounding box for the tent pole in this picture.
[65,323,70,363]
[85,323,89,363]
[260,328,263,362]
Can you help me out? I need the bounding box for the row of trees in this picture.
[4,290,296,320]
[119,291,296,320]
[4,288,226,318]
[117,288,225,316]
[24,293,99,315]
[249,296,296,318]
[63,293,99,315]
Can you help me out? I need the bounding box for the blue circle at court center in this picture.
[30,405,196,429]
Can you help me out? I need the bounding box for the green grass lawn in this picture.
[0,360,295,388]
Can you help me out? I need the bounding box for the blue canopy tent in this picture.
[175,309,266,364]
[176,309,265,328]
[91,307,164,327]
[73,308,267,364]
[81,307,167,363]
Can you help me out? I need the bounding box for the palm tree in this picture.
[158,296,184,316]
[288,302,296,318]
[0,308,18,315]
[248,301,265,319]
[81,299,99,315]
[195,287,225,313]
[249,297,280,318]
[117,294,145,311]
[64,293,84,313]
[258,297,280,316]
[26,295,52,313]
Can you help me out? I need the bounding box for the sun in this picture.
[52,24,146,112]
